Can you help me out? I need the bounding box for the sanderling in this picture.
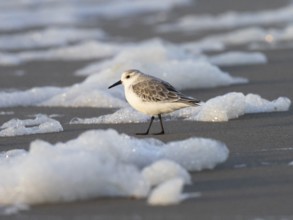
[108,69,200,135]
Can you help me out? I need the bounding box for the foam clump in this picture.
[0,114,63,137]
[0,40,247,108]
[209,51,267,66]
[0,149,27,161]
[190,92,246,122]
[0,41,123,65]
[0,111,14,115]
[0,129,228,205]
[0,204,29,215]
[0,86,126,109]
[42,87,127,108]
[0,27,106,50]
[142,159,191,187]
[189,93,291,122]
[147,177,201,206]
[0,87,63,108]
[183,27,266,50]
[147,178,185,206]
[163,137,229,171]
[76,92,291,124]
[184,24,293,52]
[156,4,293,33]
[70,107,147,124]
[244,94,291,113]
[77,39,247,90]
[0,0,191,31]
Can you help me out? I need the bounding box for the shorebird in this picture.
[108,69,200,135]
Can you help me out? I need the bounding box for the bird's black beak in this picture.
[108,80,122,89]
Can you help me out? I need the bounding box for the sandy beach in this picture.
[1,0,293,219]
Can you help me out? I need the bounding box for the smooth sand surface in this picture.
[1,0,293,219]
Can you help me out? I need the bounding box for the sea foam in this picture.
[147,178,201,206]
[209,51,267,66]
[156,3,293,33]
[0,27,106,50]
[0,41,123,65]
[180,93,291,122]
[72,93,291,124]
[0,40,247,108]
[0,0,191,31]
[0,87,64,108]
[0,129,228,206]
[0,114,63,137]
[184,25,293,51]
[75,39,247,90]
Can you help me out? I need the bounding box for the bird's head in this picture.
[108,69,142,89]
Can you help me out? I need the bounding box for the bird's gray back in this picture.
[132,78,200,105]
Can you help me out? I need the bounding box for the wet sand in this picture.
[1,0,293,219]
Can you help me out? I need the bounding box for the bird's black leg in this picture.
[136,116,155,135]
[152,114,165,135]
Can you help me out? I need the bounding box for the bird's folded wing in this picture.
[132,79,200,105]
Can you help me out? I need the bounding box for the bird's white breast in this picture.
[125,85,189,116]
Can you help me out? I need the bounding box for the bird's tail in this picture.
[180,97,202,106]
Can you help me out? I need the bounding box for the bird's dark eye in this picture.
[126,75,130,79]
